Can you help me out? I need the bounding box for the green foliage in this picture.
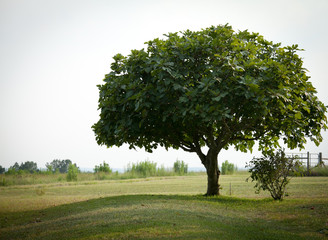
[46,159,72,173]
[46,164,53,173]
[94,161,112,173]
[20,161,38,173]
[247,149,304,200]
[93,24,327,155]
[0,165,5,174]
[5,161,39,174]
[173,160,188,175]
[5,168,17,175]
[126,160,158,177]
[94,161,112,180]
[66,164,79,182]
[221,160,236,175]
[11,162,20,171]
[308,165,328,176]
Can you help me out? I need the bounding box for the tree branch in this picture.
[195,144,206,167]
[179,144,194,152]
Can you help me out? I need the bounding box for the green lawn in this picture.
[0,173,327,239]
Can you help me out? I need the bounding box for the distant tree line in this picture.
[0,165,6,174]
[1,159,79,175]
[5,161,39,174]
[46,159,79,173]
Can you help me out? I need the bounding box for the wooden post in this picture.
[318,152,323,166]
[307,152,310,175]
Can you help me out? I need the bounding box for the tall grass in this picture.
[308,165,328,176]
[221,160,237,175]
[1,159,200,186]
[0,172,67,186]
[173,160,188,175]
[126,160,174,178]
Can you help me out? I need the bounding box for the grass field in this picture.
[0,173,327,239]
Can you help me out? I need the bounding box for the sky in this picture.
[1,0,327,170]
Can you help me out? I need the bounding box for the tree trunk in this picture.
[204,149,220,196]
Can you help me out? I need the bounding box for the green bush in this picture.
[221,160,236,175]
[66,164,79,182]
[247,149,304,200]
[5,168,17,175]
[127,160,158,177]
[94,161,113,180]
[94,161,112,173]
[173,160,188,175]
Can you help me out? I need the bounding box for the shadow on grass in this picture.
[0,194,323,240]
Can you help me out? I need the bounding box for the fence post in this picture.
[318,152,323,166]
[307,152,310,175]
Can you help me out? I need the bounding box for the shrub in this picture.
[94,161,112,173]
[221,160,236,175]
[173,160,188,175]
[46,164,53,174]
[5,168,17,175]
[127,160,157,177]
[66,164,79,182]
[247,149,304,200]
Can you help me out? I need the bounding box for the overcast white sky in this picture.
[1,0,327,170]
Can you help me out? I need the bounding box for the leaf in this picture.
[135,101,141,111]
[295,112,302,120]
[213,96,222,102]
[249,83,259,93]
[235,65,245,72]
[287,105,293,111]
[303,106,310,114]
[173,83,181,90]
[179,96,188,103]
[213,92,228,102]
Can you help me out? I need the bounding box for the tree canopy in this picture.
[92,24,327,195]
[46,159,73,173]
[8,161,38,173]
